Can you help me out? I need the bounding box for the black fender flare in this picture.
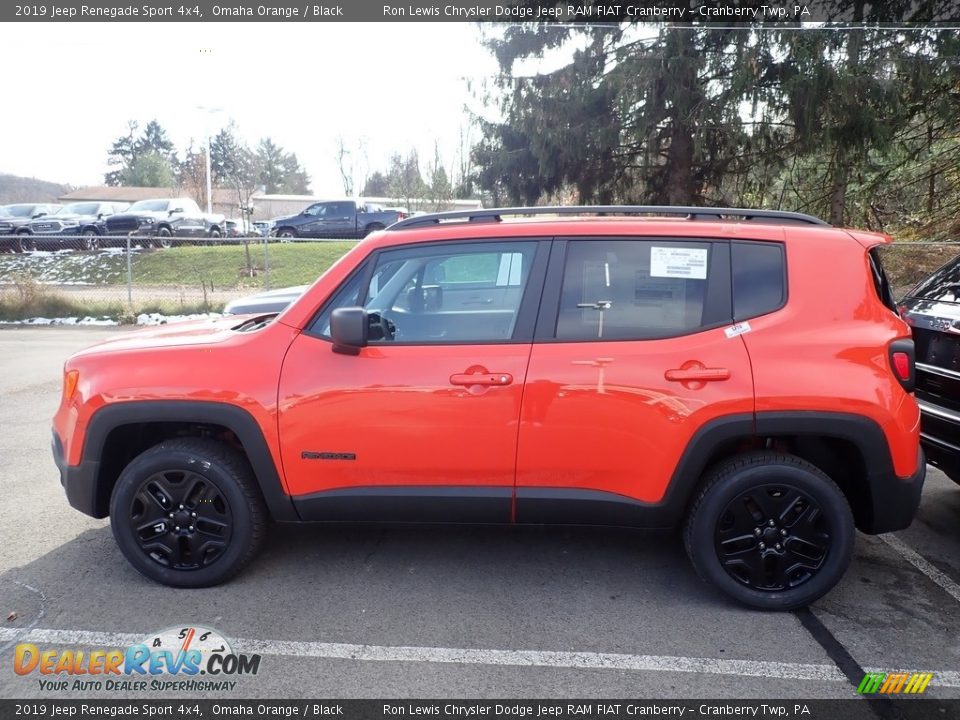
[78,400,296,521]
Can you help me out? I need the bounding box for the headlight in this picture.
[137,217,155,227]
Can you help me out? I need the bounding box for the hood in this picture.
[31,213,86,225]
[73,315,247,356]
[0,216,34,228]
[223,285,308,315]
[109,210,166,221]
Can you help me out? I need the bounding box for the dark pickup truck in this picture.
[272,201,405,239]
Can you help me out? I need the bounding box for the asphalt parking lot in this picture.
[1,327,958,702]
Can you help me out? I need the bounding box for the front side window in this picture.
[313,242,537,344]
[556,239,716,340]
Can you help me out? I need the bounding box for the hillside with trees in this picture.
[473,16,960,240]
[0,173,69,204]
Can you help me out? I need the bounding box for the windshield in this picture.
[59,203,100,216]
[4,205,37,218]
[128,200,169,212]
[909,255,960,304]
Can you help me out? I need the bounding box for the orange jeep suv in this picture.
[52,206,925,610]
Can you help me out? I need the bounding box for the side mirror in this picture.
[330,307,368,355]
[169,208,183,215]
[33,212,47,219]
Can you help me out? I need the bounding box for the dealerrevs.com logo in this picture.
[14,626,261,692]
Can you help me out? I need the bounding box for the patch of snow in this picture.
[3,316,119,326]
[135,312,223,326]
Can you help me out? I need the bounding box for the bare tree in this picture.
[335,135,354,196]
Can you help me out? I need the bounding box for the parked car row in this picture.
[1,196,408,253]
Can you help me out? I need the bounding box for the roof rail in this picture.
[388,205,829,230]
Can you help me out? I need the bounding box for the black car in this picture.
[899,253,960,485]
[0,203,63,252]
[24,201,129,251]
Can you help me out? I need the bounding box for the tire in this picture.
[16,233,35,253]
[109,438,267,588]
[683,452,855,611]
[363,223,385,237]
[276,228,296,241]
[209,228,221,239]
[155,227,173,249]
[81,229,100,251]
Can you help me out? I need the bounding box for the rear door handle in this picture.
[450,373,513,386]
[665,367,730,382]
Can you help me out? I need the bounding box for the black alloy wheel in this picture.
[128,468,234,571]
[715,485,830,591]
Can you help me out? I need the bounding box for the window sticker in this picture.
[650,246,708,279]
[724,321,752,338]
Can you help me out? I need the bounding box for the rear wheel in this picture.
[109,438,267,587]
[277,228,296,241]
[363,223,385,237]
[684,452,854,610]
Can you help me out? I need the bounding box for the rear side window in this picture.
[732,241,786,320]
[555,239,726,340]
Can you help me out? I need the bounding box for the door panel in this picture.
[277,239,549,522]
[278,340,532,500]
[516,237,752,516]
[516,331,753,506]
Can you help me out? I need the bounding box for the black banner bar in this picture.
[1,700,959,720]
[4,0,960,24]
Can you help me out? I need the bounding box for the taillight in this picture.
[892,352,910,381]
[397,212,407,220]
[888,339,915,392]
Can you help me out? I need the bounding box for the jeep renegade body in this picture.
[52,206,925,610]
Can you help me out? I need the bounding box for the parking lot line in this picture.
[879,534,960,604]
[1,625,957,687]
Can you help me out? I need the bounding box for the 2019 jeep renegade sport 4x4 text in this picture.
[52,206,925,610]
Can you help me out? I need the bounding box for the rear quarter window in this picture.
[732,241,786,320]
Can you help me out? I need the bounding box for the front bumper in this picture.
[52,430,104,518]
[918,398,960,480]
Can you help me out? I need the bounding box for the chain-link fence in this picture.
[0,233,358,324]
[0,231,957,325]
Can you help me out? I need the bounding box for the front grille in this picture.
[33,222,59,232]
[0,223,13,233]
[913,327,960,373]
[106,218,139,232]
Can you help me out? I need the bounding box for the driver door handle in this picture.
[664,367,730,382]
[450,373,513,386]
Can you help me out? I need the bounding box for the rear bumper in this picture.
[864,446,926,534]
[52,430,104,519]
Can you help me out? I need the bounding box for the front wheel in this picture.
[276,228,296,242]
[684,452,854,610]
[81,229,100,251]
[155,227,173,249]
[16,233,35,253]
[109,438,267,587]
